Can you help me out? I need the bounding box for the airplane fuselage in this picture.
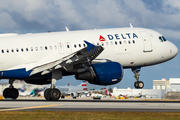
[0,27,177,79]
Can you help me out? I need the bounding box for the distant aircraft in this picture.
[18,85,30,97]
[18,84,26,92]
[18,85,44,97]
[104,88,112,96]
[57,81,87,99]
[1,25,178,100]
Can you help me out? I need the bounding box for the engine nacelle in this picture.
[75,62,123,85]
[24,78,51,85]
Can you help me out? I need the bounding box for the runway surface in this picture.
[0,97,180,112]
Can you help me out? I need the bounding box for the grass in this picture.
[0,111,180,120]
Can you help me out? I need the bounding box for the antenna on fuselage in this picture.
[129,23,133,28]
[65,27,69,31]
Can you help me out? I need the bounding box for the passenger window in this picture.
[110,42,113,45]
[11,49,14,52]
[67,45,70,48]
[16,49,19,52]
[40,46,43,50]
[35,47,38,51]
[115,41,117,45]
[54,45,57,49]
[128,41,131,44]
[79,44,81,48]
[133,40,135,44]
[124,41,126,44]
[7,49,9,53]
[45,46,47,50]
[74,44,76,48]
[97,43,99,45]
[50,46,52,50]
[83,44,86,47]
[106,42,109,45]
[119,41,122,44]
[31,47,33,51]
[26,48,28,51]
[2,50,4,53]
[21,48,23,52]
[101,42,104,46]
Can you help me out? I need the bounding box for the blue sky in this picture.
[0,0,180,89]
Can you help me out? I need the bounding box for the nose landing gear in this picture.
[132,67,144,89]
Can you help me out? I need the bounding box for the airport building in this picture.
[113,78,180,98]
[113,87,166,98]
[153,78,180,91]
[153,78,170,90]
[169,78,180,91]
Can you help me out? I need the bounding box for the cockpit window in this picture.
[159,36,167,42]
[159,36,163,42]
[162,36,167,41]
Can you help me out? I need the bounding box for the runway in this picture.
[0,97,180,112]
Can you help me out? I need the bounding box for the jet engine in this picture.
[75,62,123,85]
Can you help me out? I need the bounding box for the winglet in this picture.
[65,27,69,31]
[84,40,95,52]
[129,23,133,28]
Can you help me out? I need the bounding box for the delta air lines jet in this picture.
[0,25,178,101]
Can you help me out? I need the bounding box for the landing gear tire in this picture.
[50,88,61,101]
[138,81,144,88]
[11,88,19,100]
[44,88,52,101]
[134,82,138,89]
[3,88,9,98]
[44,88,61,101]
[134,81,144,89]
[3,88,19,100]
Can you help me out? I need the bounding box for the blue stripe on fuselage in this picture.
[1,68,32,79]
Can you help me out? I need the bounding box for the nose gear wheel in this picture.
[132,67,144,89]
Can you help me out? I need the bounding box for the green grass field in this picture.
[0,111,180,120]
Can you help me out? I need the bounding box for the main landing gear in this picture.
[44,70,62,101]
[44,88,61,101]
[3,79,19,100]
[132,67,144,89]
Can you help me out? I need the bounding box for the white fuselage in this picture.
[0,27,177,74]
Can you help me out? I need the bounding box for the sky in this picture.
[0,0,180,89]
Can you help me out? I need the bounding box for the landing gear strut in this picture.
[3,79,19,100]
[44,70,62,101]
[132,67,144,89]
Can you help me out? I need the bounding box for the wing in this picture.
[30,40,104,76]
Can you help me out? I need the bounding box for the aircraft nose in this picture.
[170,42,178,58]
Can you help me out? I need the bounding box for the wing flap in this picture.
[30,41,104,76]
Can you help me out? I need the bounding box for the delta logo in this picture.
[99,35,106,42]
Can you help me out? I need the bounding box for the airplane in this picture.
[18,84,30,97]
[0,24,178,101]
[104,88,113,96]
[57,81,87,98]
[18,84,45,97]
